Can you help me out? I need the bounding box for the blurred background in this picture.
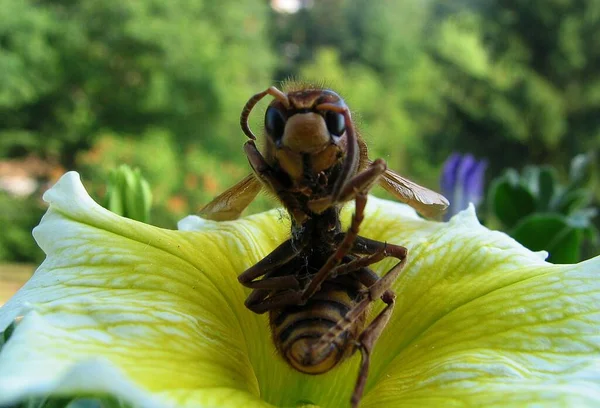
[1,0,599,302]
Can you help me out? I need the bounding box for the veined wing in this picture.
[377,165,449,218]
[199,174,262,221]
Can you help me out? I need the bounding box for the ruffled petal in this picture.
[355,202,600,407]
[0,172,288,407]
[1,173,598,408]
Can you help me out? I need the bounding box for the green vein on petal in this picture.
[164,197,600,408]
[352,201,600,407]
[0,172,284,407]
[1,171,599,408]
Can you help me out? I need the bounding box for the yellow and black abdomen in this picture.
[269,280,367,374]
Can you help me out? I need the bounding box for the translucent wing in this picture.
[199,174,262,221]
[377,165,449,218]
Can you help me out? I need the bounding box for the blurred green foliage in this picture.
[0,0,599,263]
[429,0,600,175]
[104,165,152,223]
[487,154,598,263]
[0,193,45,263]
[0,0,274,160]
[0,394,131,408]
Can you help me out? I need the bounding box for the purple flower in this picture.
[441,153,487,220]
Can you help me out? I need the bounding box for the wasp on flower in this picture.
[200,82,448,407]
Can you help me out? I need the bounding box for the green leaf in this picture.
[15,395,133,408]
[554,188,593,215]
[103,166,152,223]
[519,165,558,212]
[0,321,16,352]
[38,398,74,408]
[15,396,74,408]
[537,166,557,211]
[569,152,594,188]
[489,173,536,228]
[510,214,583,263]
[65,399,102,408]
[104,171,124,216]
[583,223,600,244]
[65,396,130,408]
[521,166,540,196]
[566,208,597,229]
[548,228,584,264]
[136,176,152,224]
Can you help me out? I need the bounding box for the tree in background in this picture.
[269,0,447,184]
[0,0,598,263]
[0,0,275,260]
[271,0,600,180]
[429,0,600,175]
[1,0,273,165]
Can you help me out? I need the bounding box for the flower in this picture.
[0,172,599,407]
[441,153,488,221]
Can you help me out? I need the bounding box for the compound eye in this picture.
[265,106,286,141]
[324,111,345,137]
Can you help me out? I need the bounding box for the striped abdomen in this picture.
[269,280,367,374]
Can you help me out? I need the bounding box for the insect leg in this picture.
[351,281,396,408]
[352,236,407,301]
[238,238,305,287]
[328,247,387,278]
[300,192,368,302]
[335,158,387,203]
[241,275,300,290]
[345,240,406,406]
[298,265,396,408]
[326,234,407,279]
[303,266,378,368]
[245,289,303,314]
[309,288,372,358]
[244,288,270,313]
[307,159,386,214]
